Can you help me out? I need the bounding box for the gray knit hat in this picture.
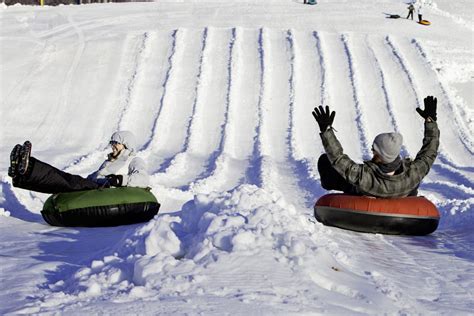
[372,132,403,163]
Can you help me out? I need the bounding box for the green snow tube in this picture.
[41,187,160,227]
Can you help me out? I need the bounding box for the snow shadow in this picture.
[292,158,326,208]
[436,229,474,261]
[432,155,474,189]
[421,182,472,200]
[32,224,138,291]
[0,181,42,223]
[403,229,474,262]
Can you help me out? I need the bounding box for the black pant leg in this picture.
[407,184,419,197]
[318,154,359,194]
[13,157,99,194]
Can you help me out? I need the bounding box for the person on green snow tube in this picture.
[8,131,149,194]
[313,96,439,199]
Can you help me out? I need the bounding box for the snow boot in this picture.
[8,144,22,177]
[18,141,32,176]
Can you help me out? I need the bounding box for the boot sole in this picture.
[8,144,22,177]
[18,141,32,175]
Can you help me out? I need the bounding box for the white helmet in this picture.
[110,131,136,152]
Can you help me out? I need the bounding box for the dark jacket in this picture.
[320,121,440,198]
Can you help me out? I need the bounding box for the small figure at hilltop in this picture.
[417,3,424,23]
[8,131,149,194]
[312,96,439,198]
[407,3,415,20]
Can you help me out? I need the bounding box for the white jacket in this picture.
[88,149,149,188]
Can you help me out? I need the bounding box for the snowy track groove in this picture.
[144,29,206,173]
[192,28,261,194]
[343,35,396,155]
[317,32,363,160]
[391,37,473,166]
[118,31,177,149]
[154,28,233,189]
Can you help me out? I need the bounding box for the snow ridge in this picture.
[191,27,259,194]
[341,34,371,158]
[286,30,323,206]
[246,28,266,188]
[189,28,236,189]
[181,28,208,155]
[116,32,150,132]
[141,30,178,151]
[217,27,236,158]
[313,31,327,105]
[387,36,473,169]
[411,38,473,155]
[366,38,402,135]
[384,36,422,108]
[156,29,208,174]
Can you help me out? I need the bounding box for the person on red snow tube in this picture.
[8,131,149,194]
[312,96,439,198]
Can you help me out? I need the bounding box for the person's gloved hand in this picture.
[106,174,123,187]
[312,105,336,132]
[416,96,437,121]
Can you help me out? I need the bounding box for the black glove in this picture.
[416,96,437,121]
[106,174,123,187]
[312,105,336,132]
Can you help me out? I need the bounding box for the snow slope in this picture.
[0,0,473,314]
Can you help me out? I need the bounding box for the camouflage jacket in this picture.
[320,121,440,198]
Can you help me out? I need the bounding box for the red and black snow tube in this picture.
[314,194,440,235]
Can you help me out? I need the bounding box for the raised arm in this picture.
[413,96,440,175]
[313,105,363,185]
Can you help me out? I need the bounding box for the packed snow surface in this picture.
[1,0,473,314]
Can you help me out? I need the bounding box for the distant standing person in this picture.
[417,4,423,22]
[407,3,415,20]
